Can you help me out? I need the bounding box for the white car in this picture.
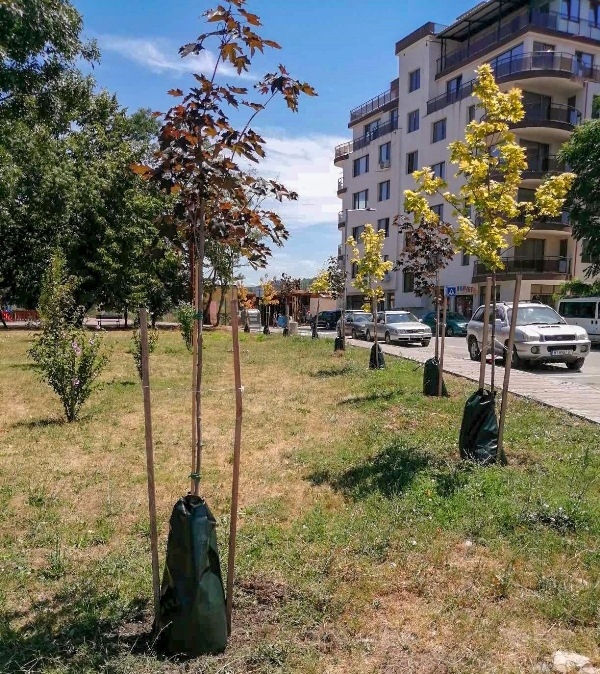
[466,302,591,370]
[366,310,432,346]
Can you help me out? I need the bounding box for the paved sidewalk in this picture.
[349,338,600,425]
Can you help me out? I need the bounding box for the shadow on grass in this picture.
[0,586,149,673]
[12,417,66,429]
[9,362,37,371]
[309,440,436,500]
[338,390,400,406]
[311,364,355,378]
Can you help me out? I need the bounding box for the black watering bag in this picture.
[459,389,499,465]
[159,495,228,656]
[369,343,385,369]
[423,357,448,397]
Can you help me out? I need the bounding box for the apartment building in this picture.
[334,0,600,317]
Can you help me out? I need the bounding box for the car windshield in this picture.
[507,306,566,326]
[386,313,419,323]
[448,313,467,321]
[352,315,370,323]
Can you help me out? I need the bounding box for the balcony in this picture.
[337,176,346,195]
[437,9,600,76]
[522,155,565,180]
[427,53,594,116]
[338,211,346,229]
[349,85,399,124]
[334,117,399,161]
[512,103,581,132]
[473,256,571,282]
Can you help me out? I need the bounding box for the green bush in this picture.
[175,301,195,351]
[130,327,159,379]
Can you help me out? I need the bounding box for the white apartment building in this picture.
[334,0,600,317]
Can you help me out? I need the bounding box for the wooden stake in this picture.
[434,272,440,360]
[479,277,492,389]
[226,293,243,636]
[190,259,199,494]
[139,308,161,632]
[438,295,447,397]
[497,274,522,466]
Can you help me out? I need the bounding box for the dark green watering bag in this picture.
[459,389,499,465]
[423,357,448,397]
[159,495,228,656]
[369,343,385,369]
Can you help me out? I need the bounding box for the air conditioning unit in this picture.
[379,160,391,169]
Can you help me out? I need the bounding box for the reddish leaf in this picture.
[167,88,184,97]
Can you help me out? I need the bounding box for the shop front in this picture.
[453,284,478,318]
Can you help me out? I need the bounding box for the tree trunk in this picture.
[216,289,227,326]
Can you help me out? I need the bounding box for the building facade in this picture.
[334,0,600,317]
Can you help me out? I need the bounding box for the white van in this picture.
[557,297,600,344]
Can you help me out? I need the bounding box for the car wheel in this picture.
[468,336,480,361]
[365,329,371,342]
[566,358,585,371]
[385,332,391,344]
[446,326,454,337]
[511,346,524,370]
[422,339,431,347]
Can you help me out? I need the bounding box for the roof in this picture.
[436,0,528,41]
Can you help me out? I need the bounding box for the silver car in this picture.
[466,302,591,370]
[367,311,432,346]
[336,311,371,339]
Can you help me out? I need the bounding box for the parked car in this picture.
[466,301,591,370]
[311,310,342,329]
[422,311,469,336]
[366,310,432,346]
[336,311,370,339]
[556,296,600,345]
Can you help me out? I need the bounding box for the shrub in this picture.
[175,302,195,351]
[131,327,159,379]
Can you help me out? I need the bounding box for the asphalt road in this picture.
[306,329,600,390]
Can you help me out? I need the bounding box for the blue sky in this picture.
[74,0,475,283]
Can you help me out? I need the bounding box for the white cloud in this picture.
[100,35,254,80]
[252,130,348,230]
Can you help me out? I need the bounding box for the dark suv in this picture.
[313,310,341,329]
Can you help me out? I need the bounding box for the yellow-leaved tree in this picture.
[404,63,574,271]
[259,276,277,335]
[346,223,393,352]
[309,269,330,338]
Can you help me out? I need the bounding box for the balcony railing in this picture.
[350,86,399,123]
[337,176,345,192]
[514,103,581,130]
[523,155,565,179]
[437,9,600,74]
[428,52,597,116]
[474,256,571,278]
[334,117,399,160]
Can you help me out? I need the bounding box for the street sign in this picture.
[445,286,457,297]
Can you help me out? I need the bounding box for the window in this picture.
[403,270,415,293]
[431,161,445,179]
[582,239,599,264]
[390,108,399,128]
[377,217,390,237]
[352,225,364,239]
[353,155,369,177]
[409,68,420,92]
[364,119,380,141]
[461,250,470,266]
[467,105,476,123]
[406,150,418,174]
[558,300,597,319]
[576,51,594,77]
[431,204,443,220]
[408,109,419,133]
[432,119,446,143]
[590,1,600,27]
[532,41,555,69]
[447,75,462,101]
[490,43,524,77]
[352,189,368,209]
[561,0,580,21]
[378,180,391,201]
[379,142,391,163]
[351,262,358,279]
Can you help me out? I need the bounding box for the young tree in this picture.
[559,120,600,276]
[260,276,277,334]
[346,222,392,334]
[309,269,330,338]
[133,0,316,502]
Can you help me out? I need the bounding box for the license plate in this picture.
[552,349,572,356]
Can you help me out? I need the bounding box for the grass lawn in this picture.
[0,329,598,673]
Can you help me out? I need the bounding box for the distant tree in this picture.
[309,269,329,338]
[260,276,278,334]
[559,120,600,277]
